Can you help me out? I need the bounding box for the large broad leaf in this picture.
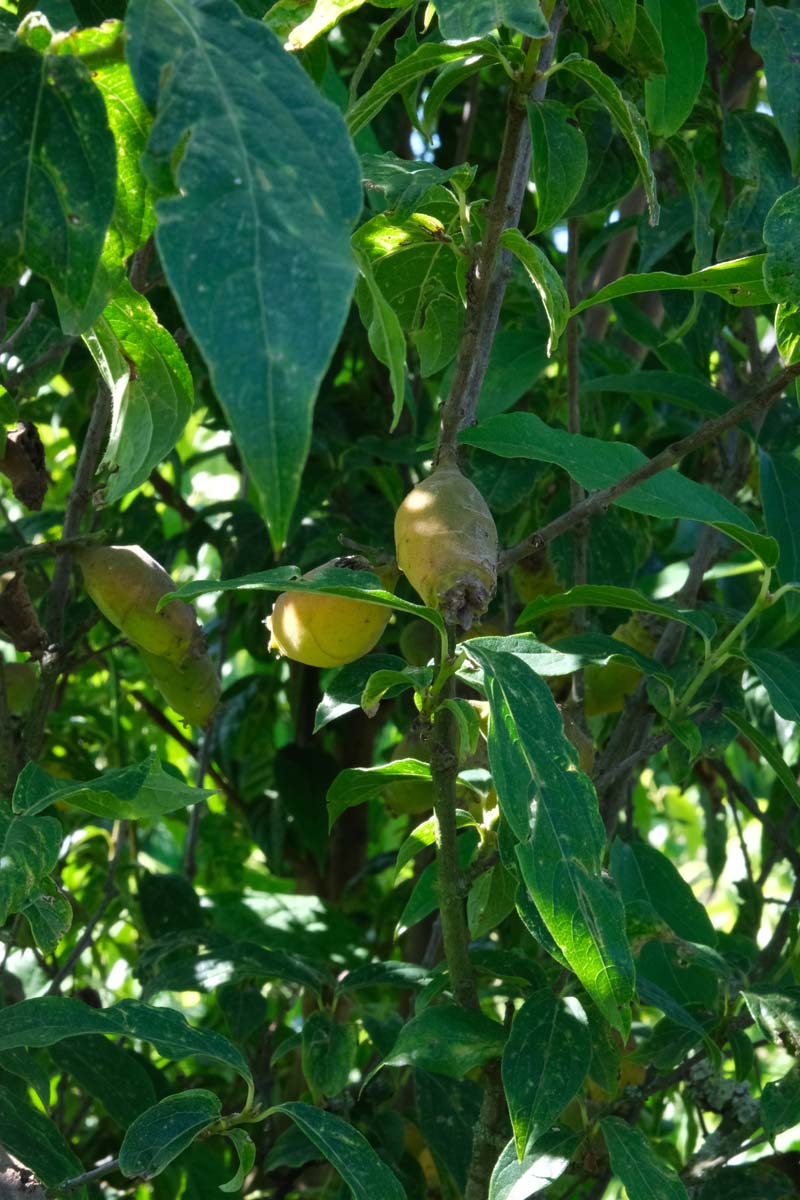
[468,643,634,1034]
[610,840,717,946]
[761,452,800,583]
[379,1004,506,1079]
[643,0,705,137]
[125,0,362,551]
[267,1102,406,1200]
[529,101,588,233]
[0,46,116,328]
[0,806,62,925]
[416,1071,483,1194]
[119,1090,222,1179]
[433,0,549,39]
[502,991,591,1157]
[0,997,252,1091]
[489,1130,580,1200]
[50,1036,158,1127]
[13,753,210,820]
[746,648,800,724]
[600,1117,688,1200]
[460,412,764,557]
[752,2,800,174]
[85,279,193,502]
[515,585,716,643]
[763,186,800,305]
[582,371,728,417]
[0,1085,86,1195]
[551,55,659,224]
[573,254,770,313]
[141,941,330,1000]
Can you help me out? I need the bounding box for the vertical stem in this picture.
[565,219,588,718]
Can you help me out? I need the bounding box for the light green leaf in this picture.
[552,55,659,224]
[301,1010,358,1098]
[489,1131,580,1200]
[380,1004,506,1078]
[643,0,706,137]
[568,0,637,52]
[572,254,770,313]
[600,1117,688,1200]
[314,654,409,732]
[763,187,800,304]
[267,1102,406,1200]
[0,806,62,925]
[502,991,591,1157]
[529,101,588,234]
[125,0,362,551]
[0,46,116,328]
[467,863,517,940]
[433,0,549,39]
[394,809,478,875]
[119,1090,222,1179]
[353,257,407,429]
[13,754,210,821]
[22,880,72,954]
[327,759,431,829]
[752,2,800,173]
[266,0,375,48]
[501,229,569,355]
[84,279,193,501]
[0,1085,85,1193]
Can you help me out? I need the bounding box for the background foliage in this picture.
[1,0,800,1197]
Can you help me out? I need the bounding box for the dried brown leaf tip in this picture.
[0,421,48,511]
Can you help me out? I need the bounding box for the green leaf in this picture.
[529,101,588,233]
[434,0,549,40]
[0,997,252,1090]
[301,1010,358,1098]
[0,806,62,925]
[346,40,502,137]
[720,0,746,15]
[467,862,517,940]
[335,960,435,995]
[220,1129,256,1194]
[476,328,549,419]
[380,1004,506,1078]
[762,1065,800,1137]
[415,1070,483,1193]
[314,654,409,732]
[460,412,760,552]
[643,0,705,138]
[761,452,800,584]
[0,46,116,327]
[572,254,770,313]
[489,1130,580,1200]
[394,809,478,875]
[743,986,800,1051]
[267,1102,406,1200]
[361,152,476,220]
[600,1116,689,1200]
[397,829,480,934]
[746,649,800,723]
[266,0,375,48]
[13,754,210,821]
[610,840,717,945]
[140,942,331,1000]
[502,991,591,1157]
[515,585,716,643]
[552,55,659,224]
[50,1036,158,1127]
[22,880,72,954]
[752,2,800,173]
[83,280,193,502]
[567,98,640,217]
[125,0,362,552]
[468,644,634,1033]
[119,1090,221,1179]
[724,709,800,813]
[582,371,728,417]
[327,759,431,828]
[763,187,800,304]
[501,229,569,355]
[0,1084,85,1193]
[354,257,407,429]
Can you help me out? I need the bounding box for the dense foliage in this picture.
[1,0,800,1197]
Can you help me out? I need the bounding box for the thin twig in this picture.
[0,300,43,355]
[56,1156,120,1193]
[500,360,800,570]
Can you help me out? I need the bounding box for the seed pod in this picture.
[394,462,497,628]
[141,648,220,728]
[76,545,204,665]
[266,556,397,669]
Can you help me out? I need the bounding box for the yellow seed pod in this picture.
[2,661,37,715]
[394,461,498,628]
[76,545,204,665]
[584,616,657,717]
[140,648,221,728]
[266,557,397,669]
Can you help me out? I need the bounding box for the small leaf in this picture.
[0,807,62,925]
[353,258,407,430]
[501,229,569,355]
[529,101,588,233]
[381,1004,506,1079]
[746,648,800,723]
[220,1129,256,1194]
[572,254,770,313]
[327,760,432,829]
[394,809,478,875]
[600,1117,689,1200]
[119,1090,222,1179]
[267,0,372,48]
[762,1065,800,1137]
[314,654,409,732]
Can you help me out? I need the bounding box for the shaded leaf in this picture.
[119,1090,221,1179]
[381,1004,506,1079]
[752,2,800,173]
[13,754,210,821]
[0,806,62,925]
[0,1084,85,1193]
[600,1117,688,1200]
[529,101,588,233]
[301,1010,358,1098]
[643,0,705,137]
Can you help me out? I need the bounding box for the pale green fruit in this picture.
[141,648,220,727]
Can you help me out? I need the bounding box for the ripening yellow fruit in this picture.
[266,557,398,669]
[2,661,37,714]
[76,544,204,665]
[584,617,657,717]
[394,460,497,628]
[140,648,220,728]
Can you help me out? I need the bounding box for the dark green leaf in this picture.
[13,754,210,820]
[328,759,431,828]
[752,2,800,173]
[220,1129,256,1194]
[743,987,800,1052]
[610,840,717,945]
[50,1036,157,1127]
[335,961,435,995]
[415,1070,482,1193]
[467,862,517,939]
[141,942,330,1000]
[354,257,407,429]
[600,1116,689,1200]
[0,807,62,925]
[267,1101,406,1200]
[763,187,800,304]
[643,0,705,137]
[119,1090,222,1179]
[502,990,591,1157]
[394,809,478,875]
[761,452,800,583]
[126,0,362,551]
[515,585,715,643]
[582,371,728,417]
[361,152,476,220]
[314,654,409,732]
[22,881,72,954]
[434,0,549,39]
[397,829,480,934]
[381,1004,506,1078]
[747,648,800,723]
[529,101,588,233]
[0,47,116,328]
[301,1010,358,1098]
[724,709,800,813]
[761,1065,800,1137]
[0,1084,85,1192]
